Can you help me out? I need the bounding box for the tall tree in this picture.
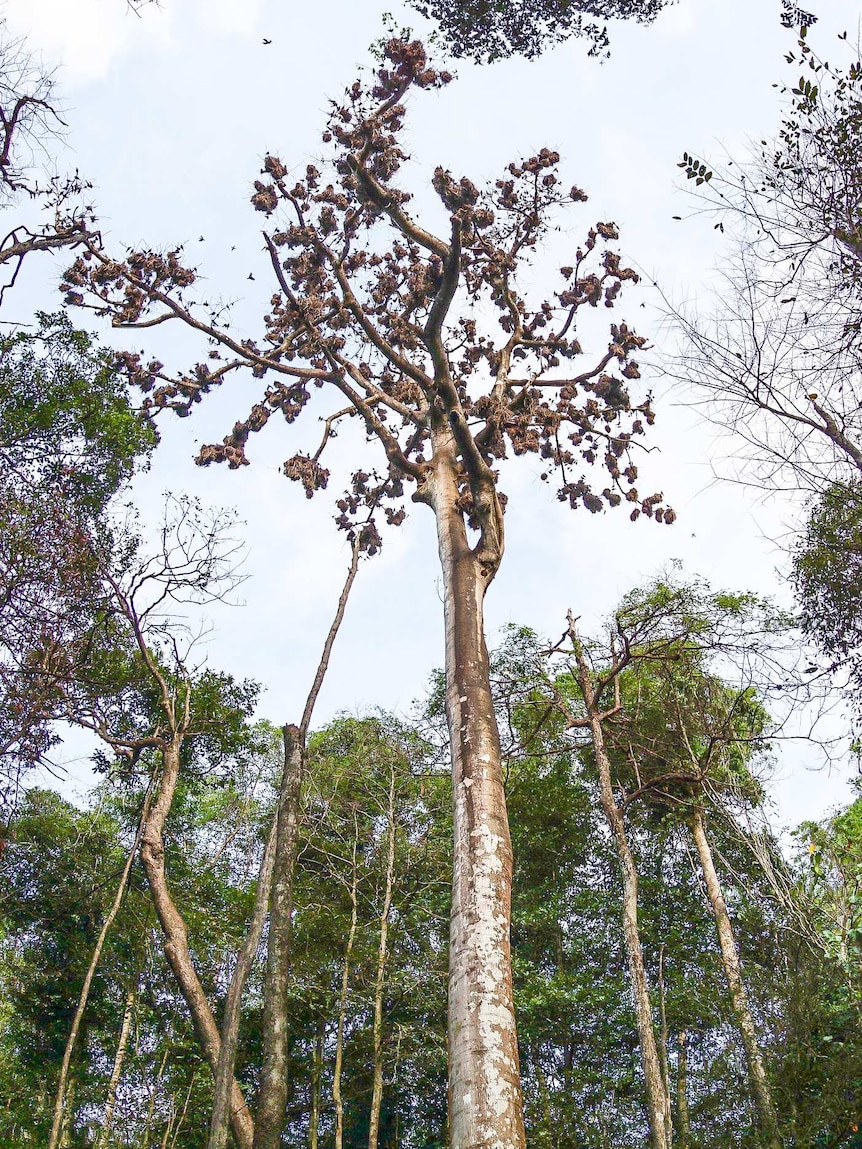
[60,38,672,1148]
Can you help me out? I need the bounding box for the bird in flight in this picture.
[262,38,272,45]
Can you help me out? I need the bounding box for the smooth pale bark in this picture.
[48,786,153,1149]
[368,762,398,1149]
[421,427,525,1149]
[690,809,782,1149]
[574,658,672,1149]
[97,984,136,1149]
[140,739,254,1149]
[676,1032,690,1149]
[333,831,359,1149]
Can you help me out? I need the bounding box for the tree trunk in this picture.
[368,762,397,1149]
[575,664,671,1149]
[676,1032,690,1149]
[97,984,136,1148]
[689,809,782,1149]
[216,537,360,1149]
[208,816,278,1149]
[423,428,525,1149]
[657,945,673,1148]
[310,1018,324,1149]
[334,828,359,1149]
[253,725,305,1149]
[140,738,254,1149]
[143,1042,171,1149]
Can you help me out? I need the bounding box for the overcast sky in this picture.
[4,0,860,828]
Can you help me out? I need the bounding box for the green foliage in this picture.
[769,794,862,1143]
[0,313,157,817]
[793,480,862,667]
[0,311,156,511]
[407,0,672,62]
[0,789,146,1144]
[678,150,714,186]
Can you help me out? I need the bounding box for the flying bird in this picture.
[248,273,255,281]
[262,38,272,45]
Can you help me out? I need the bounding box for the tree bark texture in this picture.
[689,809,782,1149]
[425,431,525,1149]
[140,739,254,1149]
[579,680,671,1149]
[253,726,305,1149]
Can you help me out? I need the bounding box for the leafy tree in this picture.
[768,796,862,1145]
[488,579,794,1148]
[0,789,149,1145]
[793,479,862,700]
[0,313,155,823]
[407,0,671,62]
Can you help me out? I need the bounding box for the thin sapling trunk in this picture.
[570,633,672,1149]
[690,807,782,1148]
[368,759,398,1149]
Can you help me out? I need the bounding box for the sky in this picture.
[2,0,860,829]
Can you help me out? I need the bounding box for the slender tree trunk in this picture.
[253,727,305,1149]
[422,428,525,1149]
[657,945,673,1148]
[58,1075,76,1149]
[309,1018,324,1149]
[334,829,359,1149]
[689,809,782,1149]
[676,1032,690,1149]
[143,1042,171,1149]
[573,655,671,1149]
[169,1070,199,1149]
[368,762,397,1149]
[215,538,360,1149]
[48,783,153,1149]
[141,738,254,1149]
[533,1049,554,1134]
[208,816,278,1149]
[97,984,136,1148]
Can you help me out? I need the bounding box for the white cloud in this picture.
[195,0,263,39]
[2,0,175,84]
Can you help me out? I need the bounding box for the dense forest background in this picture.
[1,0,861,1146]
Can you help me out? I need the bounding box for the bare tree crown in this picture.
[62,39,673,557]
